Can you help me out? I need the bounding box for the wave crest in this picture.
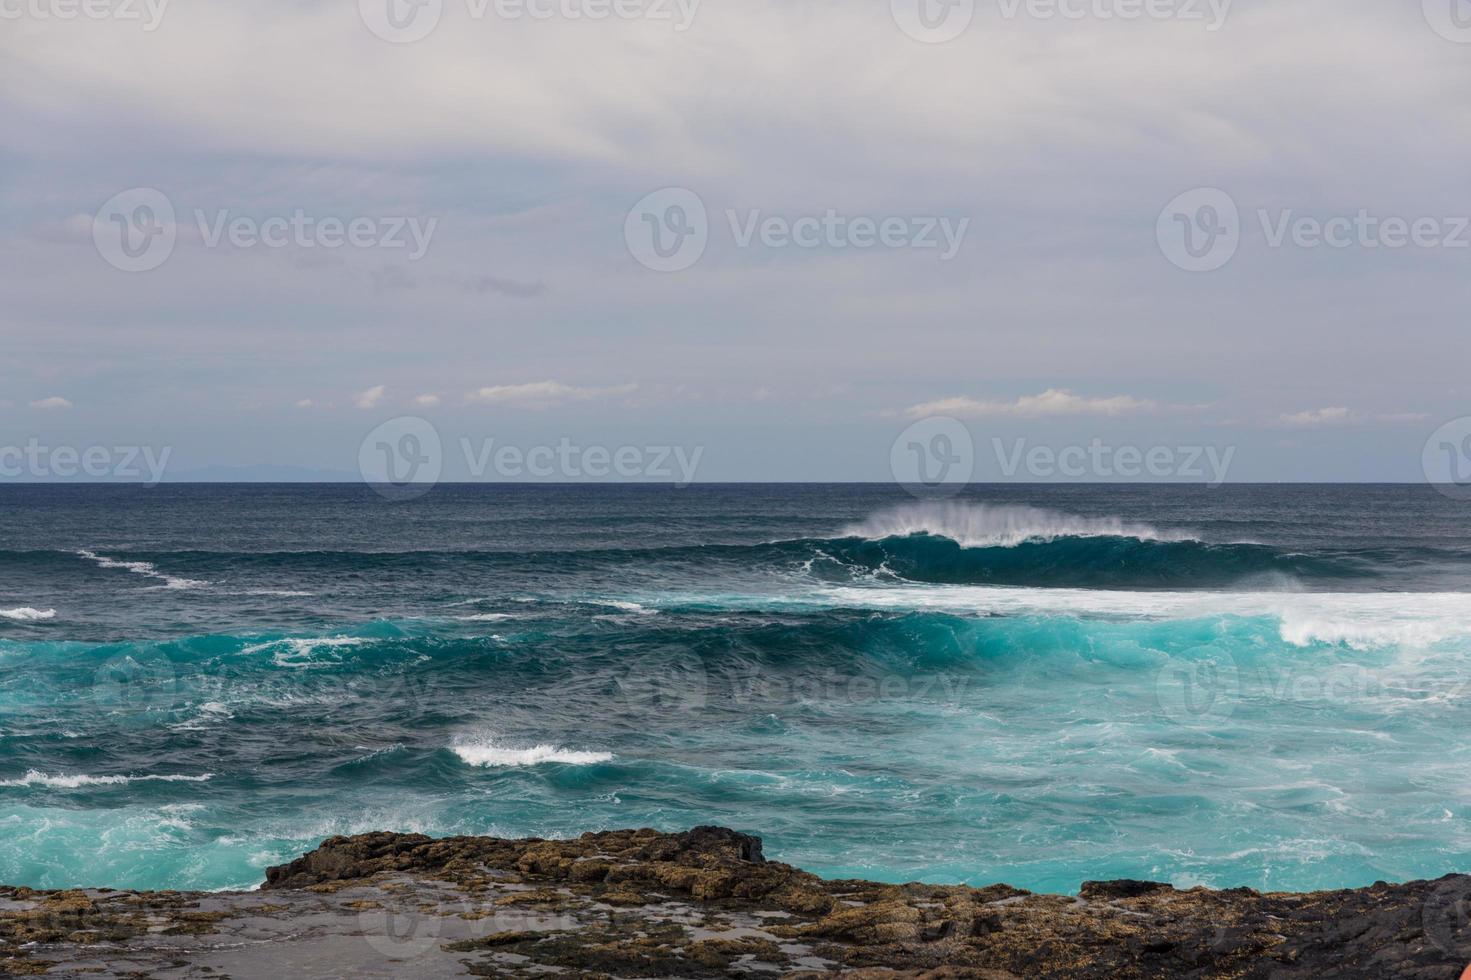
[842,502,1189,548]
[0,771,213,789]
[451,736,612,768]
[0,607,56,621]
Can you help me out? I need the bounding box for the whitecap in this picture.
[456,613,516,622]
[0,770,214,789]
[240,636,363,668]
[450,736,612,768]
[77,550,209,590]
[589,599,657,615]
[0,607,55,621]
[840,502,1194,548]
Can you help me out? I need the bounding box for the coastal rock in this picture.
[2,828,1469,978]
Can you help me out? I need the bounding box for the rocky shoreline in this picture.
[2,826,1469,978]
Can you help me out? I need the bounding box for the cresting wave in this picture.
[0,771,214,789]
[840,502,1192,548]
[77,549,208,591]
[783,504,1359,589]
[0,607,55,621]
[450,736,614,768]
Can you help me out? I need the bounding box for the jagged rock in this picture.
[2,829,1469,978]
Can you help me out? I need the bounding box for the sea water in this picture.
[0,483,1468,894]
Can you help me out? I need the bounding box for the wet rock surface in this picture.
[3,826,1470,978]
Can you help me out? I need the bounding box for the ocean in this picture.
[1,483,1469,895]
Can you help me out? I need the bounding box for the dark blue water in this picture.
[2,484,1470,893]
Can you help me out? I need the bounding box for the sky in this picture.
[2,0,1470,483]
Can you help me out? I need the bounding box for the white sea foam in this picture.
[0,770,213,789]
[240,635,364,668]
[724,584,1471,651]
[456,613,516,622]
[450,736,613,768]
[590,599,656,614]
[78,550,208,590]
[842,502,1193,548]
[0,607,55,621]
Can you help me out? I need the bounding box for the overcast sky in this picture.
[3,0,1470,482]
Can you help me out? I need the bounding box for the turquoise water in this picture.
[1,484,1469,893]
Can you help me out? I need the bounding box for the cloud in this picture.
[1279,406,1352,427]
[413,394,441,407]
[1275,408,1429,427]
[355,385,387,410]
[905,389,1157,420]
[295,399,314,408]
[466,381,638,409]
[29,396,72,410]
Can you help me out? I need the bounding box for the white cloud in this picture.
[29,396,71,410]
[1279,406,1352,427]
[355,385,387,410]
[905,389,1156,420]
[295,398,315,408]
[412,394,441,407]
[466,381,638,409]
